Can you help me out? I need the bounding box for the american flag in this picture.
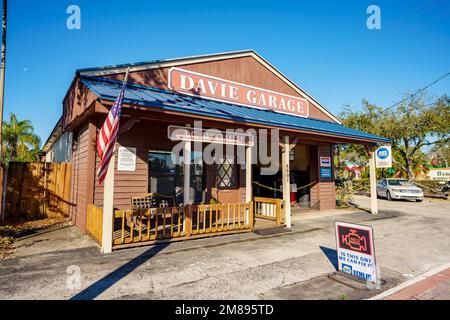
[97,70,129,184]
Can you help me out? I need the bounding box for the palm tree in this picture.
[2,113,41,163]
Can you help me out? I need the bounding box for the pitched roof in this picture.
[77,50,342,124]
[81,76,390,144]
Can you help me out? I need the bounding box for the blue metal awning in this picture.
[81,76,390,144]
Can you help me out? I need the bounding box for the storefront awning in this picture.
[81,76,390,144]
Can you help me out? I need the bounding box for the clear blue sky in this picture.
[2,0,450,144]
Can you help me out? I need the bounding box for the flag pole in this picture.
[101,68,129,254]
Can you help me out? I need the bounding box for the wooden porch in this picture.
[86,197,284,250]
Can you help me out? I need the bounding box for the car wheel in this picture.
[386,190,392,201]
[416,199,423,202]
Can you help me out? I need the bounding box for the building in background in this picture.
[41,117,72,163]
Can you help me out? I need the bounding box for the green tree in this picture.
[429,141,450,167]
[2,113,41,163]
[340,94,450,180]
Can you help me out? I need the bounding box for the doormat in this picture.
[253,227,293,236]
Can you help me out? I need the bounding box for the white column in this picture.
[282,136,292,228]
[368,147,378,214]
[183,141,191,205]
[245,145,252,225]
[101,153,115,254]
[245,146,252,203]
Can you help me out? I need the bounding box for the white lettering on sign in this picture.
[168,68,309,118]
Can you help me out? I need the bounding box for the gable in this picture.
[91,53,339,123]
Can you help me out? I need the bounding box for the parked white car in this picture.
[376,178,424,202]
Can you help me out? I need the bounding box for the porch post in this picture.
[245,145,252,225]
[101,153,115,254]
[245,145,252,203]
[368,145,378,214]
[282,136,292,228]
[183,141,191,205]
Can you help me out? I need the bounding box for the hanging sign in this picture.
[168,125,254,147]
[335,221,377,283]
[117,147,136,171]
[168,67,309,118]
[375,146,392,168]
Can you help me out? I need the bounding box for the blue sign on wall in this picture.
[320,167,332,178]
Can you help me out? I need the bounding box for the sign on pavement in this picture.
[335,221,377,283]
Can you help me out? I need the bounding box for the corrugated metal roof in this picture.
[81,76,390,143]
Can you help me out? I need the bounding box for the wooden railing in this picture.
[189,202,253,237]
[113,206,186,247]
[111,201,253,249]
[86,204,103,245]
[254,197,284,225]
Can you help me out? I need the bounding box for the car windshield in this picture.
[388,179,414,186]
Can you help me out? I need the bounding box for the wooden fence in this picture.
[87,201,254,249]
[254,197,284,225]
[5,162,72,220]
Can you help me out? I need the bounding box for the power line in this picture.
[382,71,450,113]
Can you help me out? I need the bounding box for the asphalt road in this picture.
[1,195,449,300]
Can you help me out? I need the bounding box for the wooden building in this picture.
[60,50,389,252]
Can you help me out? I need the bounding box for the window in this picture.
[149,151,177,198]
[217,158,236,188]
[149,150,204,204]
[388,179,414,186]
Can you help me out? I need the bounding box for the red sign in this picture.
[168,67,309,118]
[337,225,372,255]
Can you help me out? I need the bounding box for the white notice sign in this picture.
[117,147,136,171]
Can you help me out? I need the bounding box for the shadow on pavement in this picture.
[70,242,169,300]
[319,246,338,270]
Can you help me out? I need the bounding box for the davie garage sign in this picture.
[168,67,309,118]
[335,221,377,283]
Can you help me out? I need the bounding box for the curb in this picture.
[368,262,450,300]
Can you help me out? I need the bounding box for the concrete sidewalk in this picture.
[1,195,449,300]
[370,263,450,300]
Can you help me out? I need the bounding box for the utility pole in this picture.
[0,0,7,148]
[0,0,7,222]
